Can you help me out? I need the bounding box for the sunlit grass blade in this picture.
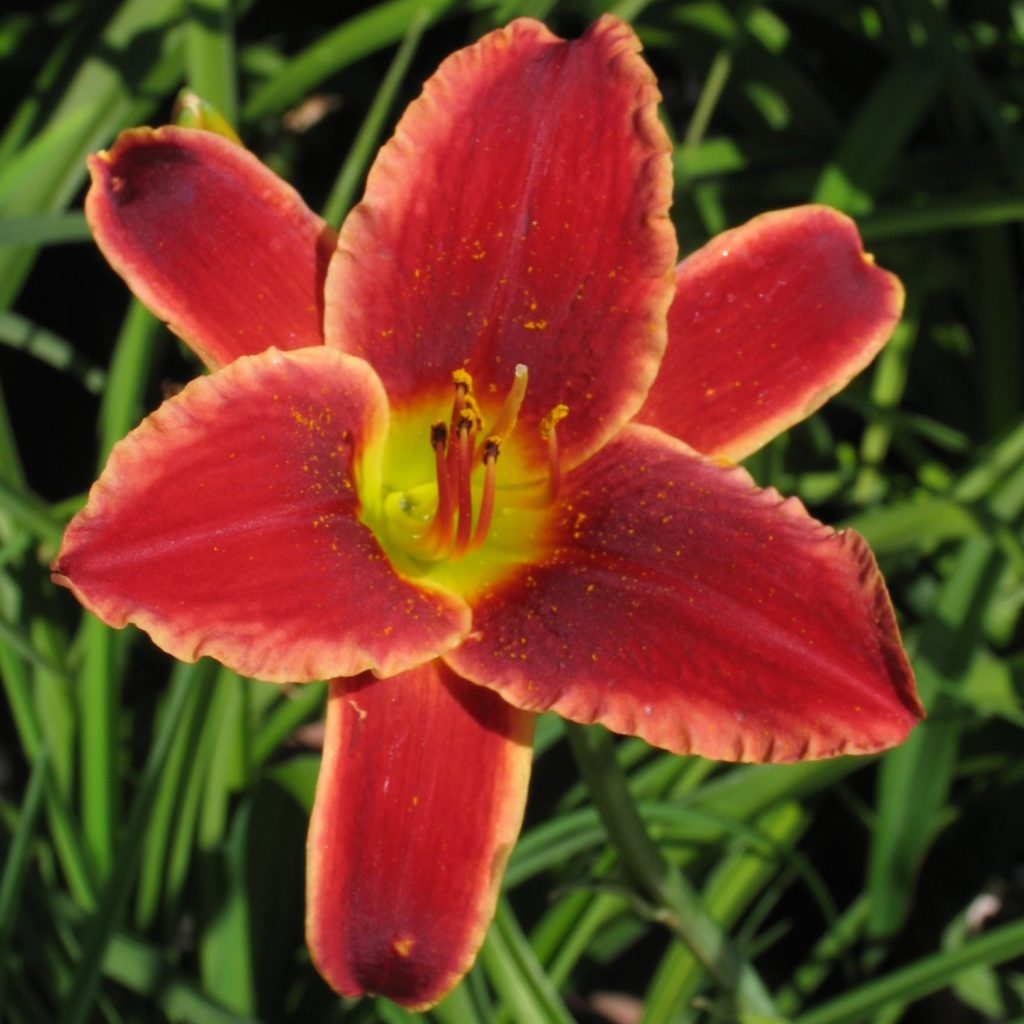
[77,616,125,881]
[95,299,162,463]
[321,7,430,226]
[185,0,238,124]
[479,897,576,1024]
[197,670,256,1012]
[242,0,474,123]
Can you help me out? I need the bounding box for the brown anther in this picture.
[539,403,569,440]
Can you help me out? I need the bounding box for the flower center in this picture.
[358,366,565,600]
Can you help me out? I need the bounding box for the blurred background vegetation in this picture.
[2,0,1023,1021]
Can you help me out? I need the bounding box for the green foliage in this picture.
[2,0,1023,1021]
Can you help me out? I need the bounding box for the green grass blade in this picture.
[0,744,50,1009]
[0,311,106,396]
[250,681,324,766]
[793,916,1024,1024]
[641,802,806,1024]
[0,641,96,908]
[479,898,576,1024]
[133,661,217,930]
[860,194,1024,240]
[812,57,944,213]
[77,617,123,880]
[242,0,469,122]
[97,299,162,464]
[0,0,186,312]
[320,6,430,226]
[104,930,261,1023]
[0,213,91,247]
[57,669,195,1024]
[567,724,780,1019]
[185,0,238,124]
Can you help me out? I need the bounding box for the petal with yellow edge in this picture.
[52,348,470,682]
[307,663,534,1009]
[86,126,336,369]
[326,15,676,474]
[448,424,922,763]
[636,206,904,461]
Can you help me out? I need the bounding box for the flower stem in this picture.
[564,722,781,1020]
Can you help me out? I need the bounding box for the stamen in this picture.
[422,420,453,551]
[453,410,476,557]
[468,437,500,552]
[539,404,569,504]
[443,370,479,493]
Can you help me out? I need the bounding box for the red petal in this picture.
[53,348,469,681]
[325,16,675,472]
[636,206,904,460]
[307,663,533,1008]
[447,425,922,763]
[86,127,335,369]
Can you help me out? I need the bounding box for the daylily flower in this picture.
[53,15,923,1010]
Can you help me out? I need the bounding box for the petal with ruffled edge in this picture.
[86,126,336,369]
[307,663,533,1009]
[52,348,469,682]
[325,15,676,473]
[447,424,922,762]
[636,206,903,460]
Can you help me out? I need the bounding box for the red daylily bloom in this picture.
[53,16,923,1010]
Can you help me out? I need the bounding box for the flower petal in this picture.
[52,348,469,681]
[636,206,904,460]
[447,424,922,762]
[325,16,676,472]
[86,126,336,369]
[307,663,533,1009]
